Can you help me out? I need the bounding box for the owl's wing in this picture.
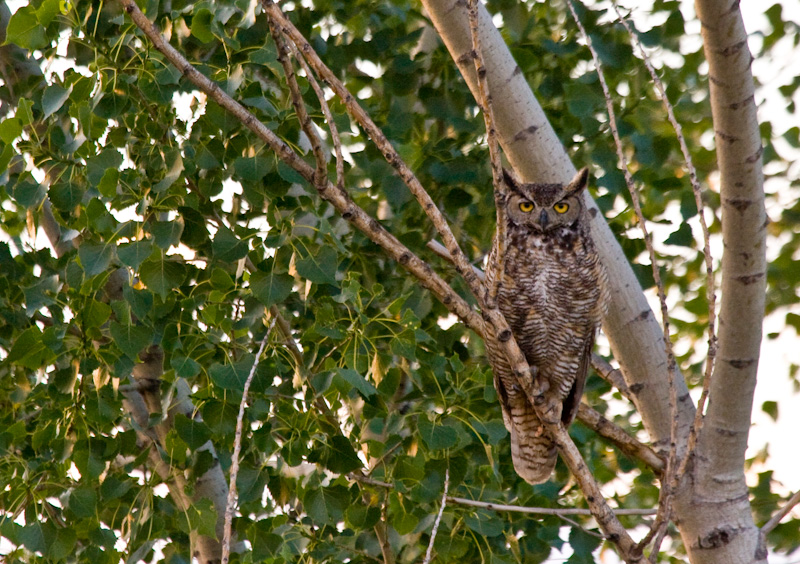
[561,330,595,426]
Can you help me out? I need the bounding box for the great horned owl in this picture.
[484,167,607,484]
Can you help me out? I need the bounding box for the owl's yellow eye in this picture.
[519,201,534,213]
[553,202,569,214]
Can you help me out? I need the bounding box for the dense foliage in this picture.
[0,0,797,562]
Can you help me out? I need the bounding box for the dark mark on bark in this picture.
[512,125,539,143]
[718,40,746,57]
[399,252,411,265]
[588,208,598,219]
[727,358,755,369]
[630,383,645,395]
[728,95,754,110]
[724,197,753,212]
[715,427,738,436]
[716,130,739,144]
[697,525,738,549]
[734,272,764,285]
[745,145,764,163]
[498,329,512,342]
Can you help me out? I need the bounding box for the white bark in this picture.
[674,1,767,562]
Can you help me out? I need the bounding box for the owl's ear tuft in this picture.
[502,168,522,192]
[566,167,589,196]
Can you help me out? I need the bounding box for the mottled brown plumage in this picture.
[485,167,607,484]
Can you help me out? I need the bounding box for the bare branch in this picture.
[612,2,718,479]
[565,2,680,554]
[267,17,327,189]
[465,0,506,307]
[577,404,664,475]
[591,354,634,403]
[262,1,486,311]
[761,490,800,536]
[423,468,450,564]
[222,321,275,564]
[349,472,656,517]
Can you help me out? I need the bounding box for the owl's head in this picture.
[502,167,589,233]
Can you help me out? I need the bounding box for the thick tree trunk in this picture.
[673,1,767,562]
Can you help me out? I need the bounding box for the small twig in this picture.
[221,319,275,564]
[761,489,800,536]
[287,41,345,190]
[612,3,717,487]
[446,496,656,517]
[423,468,450,564]
[591,354,634,403]
[565,2,679,556]
[348,472,657,518]
[577,404,664,475]
[268,17,327,190]
[465,0,506,307]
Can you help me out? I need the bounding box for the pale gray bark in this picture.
[674,1,767,562]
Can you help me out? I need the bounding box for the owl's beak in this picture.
[538,209,549,229]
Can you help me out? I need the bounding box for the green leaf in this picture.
[249,523,282,561]
[49,181,84,211]
[174,414,212,449]
[191,8,215,43]
[417,417,457,450]
[296,246,338,285]
[42,84,72,118]
[78,240,115,276]
[335,368,377,398]
[110,321,153,359]
[464,509,504,537]
[8,326,54,369]
[345,504,380,530]
[0,118,22,143]
[151,218,185,250]
[234,155,273,182]
[153,149,184,193]
[250,270,293,307]
[5,6,48,50]
[36,0,62,26]
[96,168,119,197]
[209,355,255,391]
[568,526,602,561]
[139,255,186,299]
[303,486,349,525]
[393,511,418,535]
[762,400,779,422]
[80,299,112,329]
[86,148,123,187]
[12,175,46,208]
[212,226,249,261]
[68,487,97,519]
[171,355,201,379]
[323,436,362,474]
[118,240,154,270]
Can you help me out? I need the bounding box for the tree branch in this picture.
[422,468,449,564]
[222,321,275,564]
[565,3,680,554]
[761,490,800,536]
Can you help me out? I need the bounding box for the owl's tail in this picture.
[508,403,557,485]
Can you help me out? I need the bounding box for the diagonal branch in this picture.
[565,2,680,555]
[221,320,275,564]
